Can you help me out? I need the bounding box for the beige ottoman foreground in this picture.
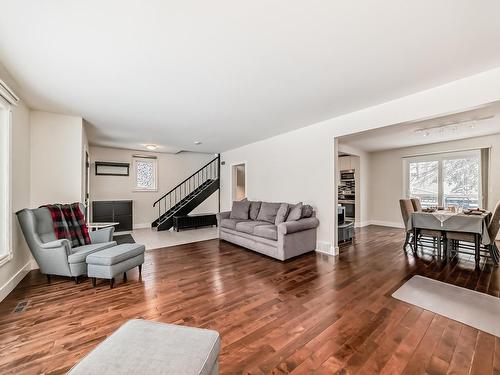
[69,319,221,375]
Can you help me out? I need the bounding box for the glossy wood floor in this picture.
[1,225,499,374]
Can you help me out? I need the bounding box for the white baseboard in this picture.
[0,261,31,302]
[356,221,371,228]
[367,220,404,229]
[133,223,150,230]
[315,241,338,256]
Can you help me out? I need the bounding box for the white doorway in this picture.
[231,162,247,202]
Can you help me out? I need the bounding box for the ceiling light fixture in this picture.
[414,115,494,137]
[145,144,158,151]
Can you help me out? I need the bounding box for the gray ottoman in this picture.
[86,243,145,288]
[69,319,221,375]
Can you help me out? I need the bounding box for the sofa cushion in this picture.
[275,203,289,225]
[301,204,314,218]
[220,218,249,230]
[287,202,303,221]
[235,221,269,234]
[254,224,278,241]
[230,200,251,220]
[256,202,281,223]
[67,241,117,264]
[249,201,262,220]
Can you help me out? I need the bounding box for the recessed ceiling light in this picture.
[194,141,202,145]
[145,144,158,151]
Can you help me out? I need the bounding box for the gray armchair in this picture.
[16,204,117,282]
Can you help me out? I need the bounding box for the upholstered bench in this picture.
[69,319,221,375]
[86,243,145,288]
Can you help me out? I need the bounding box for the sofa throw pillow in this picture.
[286,202,303,221]
[275,203,289,225]
[230,200,251,220]
[256,202,282,224]
[301,204,313,218]
[249,201,262,221]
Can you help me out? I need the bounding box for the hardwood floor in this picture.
[0,225,499,374]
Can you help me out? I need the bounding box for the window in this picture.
[404,150,481,209]
[133,157,157,191]
[0,98,12,266]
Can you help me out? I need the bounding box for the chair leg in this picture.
[474,234,480,270]
[74,276,79,284]
[123,272,127,282]
[403,232,410,253]
[110,278,114,289]
[46,274,51,283]
[91,277,96,288]
[139,264,142,276]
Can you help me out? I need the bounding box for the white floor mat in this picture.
[392,275,500,337]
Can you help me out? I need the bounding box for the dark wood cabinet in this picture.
[92,200,133,232]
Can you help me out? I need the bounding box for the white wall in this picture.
[30,111,84,207]
[89,147,218,228]
[367,133,500,228]
[221,66,500,254]
[0,64,33,300]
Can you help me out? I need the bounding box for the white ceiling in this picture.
[339,101,500,152]
[2,1,500,153]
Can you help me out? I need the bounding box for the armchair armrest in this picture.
[89,227,115,244]
[278,217,320,235]
[217,211,231,223]
[39,239,71,255]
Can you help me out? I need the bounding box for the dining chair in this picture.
[445,201,500,267]
[400,198,444,257]
[399,199,415,254]
[410,198,422,212]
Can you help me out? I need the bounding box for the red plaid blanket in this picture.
[43,203,91,247]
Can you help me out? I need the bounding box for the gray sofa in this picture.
[16,204,116,280]
[218,200,319,261]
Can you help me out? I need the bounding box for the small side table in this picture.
[173,214,217,232]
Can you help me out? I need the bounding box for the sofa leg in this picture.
[46,274,51,283]
[91,278,96,288]
[138,264,142,276]
[74,276,79,284]
[123,272,127,282]
[110,278,114,289]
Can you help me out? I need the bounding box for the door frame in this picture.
[229,161,248,205]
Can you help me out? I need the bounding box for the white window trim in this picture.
[403,149,481,207]
[132,157,158,192]
[0,97,12,267]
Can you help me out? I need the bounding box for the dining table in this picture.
[409,209,492,268]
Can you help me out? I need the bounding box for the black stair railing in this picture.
[153,155,220,224]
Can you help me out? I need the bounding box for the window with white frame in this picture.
[133,157,158,191]
[404,149,481,209]
[0,98,12,265]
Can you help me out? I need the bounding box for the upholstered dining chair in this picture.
[400,199,444,256]
[445,201,500,266]
[16,204,117,283]
[410,198,422,212]
[399,199,415,254]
